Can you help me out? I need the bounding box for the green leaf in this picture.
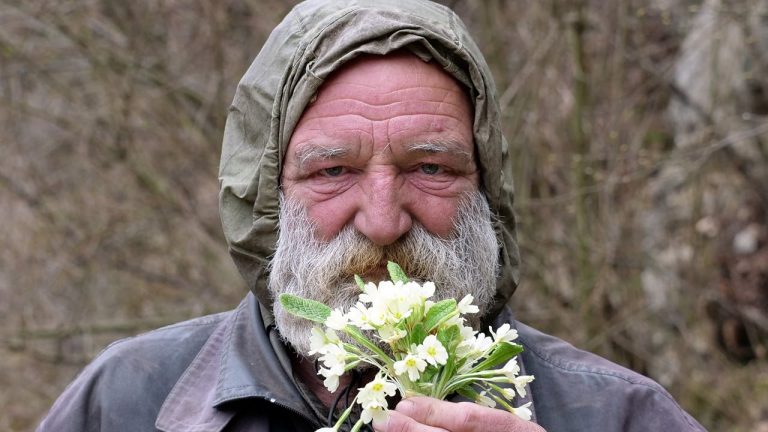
[437,325,460,352]
[472,341,524,372]
[455,386,481,401]
[420,364,438,383]
[409,323,427,347]
[453,357,468,375]
[278,294,331,323]
[354,274,366,291]
[423,299,457,331]
[387,261,409,283]
[433,354,456,399]
[414,382,433,395]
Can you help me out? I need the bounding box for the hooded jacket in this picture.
[38,1,707,431]
[218,0,519,323]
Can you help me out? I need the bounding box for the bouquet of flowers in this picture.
[279,262,534,432]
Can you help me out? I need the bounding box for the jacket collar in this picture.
[156,293,317,432]
[155,294,537,431]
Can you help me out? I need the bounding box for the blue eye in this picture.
[420,163,440,175]
[322,166,344,176]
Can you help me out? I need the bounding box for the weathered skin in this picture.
[282,53,478,243]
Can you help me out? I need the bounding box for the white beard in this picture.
[267,191,500,357]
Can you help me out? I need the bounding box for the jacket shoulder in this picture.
[516,322,706,431]
[37,311,230,432]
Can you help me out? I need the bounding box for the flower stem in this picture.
[344,326,394,369]
[349,418,365,432]
[331,404,355,430]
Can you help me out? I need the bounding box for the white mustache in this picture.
[268,191,499,356]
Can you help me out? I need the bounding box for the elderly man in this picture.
[39,1,705,431]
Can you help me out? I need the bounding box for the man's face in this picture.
[281,53,479,251]
[271,53,498,356]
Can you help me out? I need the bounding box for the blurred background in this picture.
[1,0,767,430]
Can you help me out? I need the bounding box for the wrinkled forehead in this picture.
[300,51,474,124]
[286,52,476,168]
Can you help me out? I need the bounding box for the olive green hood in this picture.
[219,0,520,320]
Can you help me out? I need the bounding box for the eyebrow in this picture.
[406,139,473,163]
[295,144,350,169]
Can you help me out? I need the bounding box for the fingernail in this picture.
[395,399,415,415]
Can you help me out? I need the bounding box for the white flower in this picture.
[366,304,389,327]
[490,323,518,343]
[457,295,479,314]
[347,302,386,329]
[513,375,535,398]
[359,282,382,304]
[501,358,521,379]
[325,308,348,330]
[347,302,371,329]
[459,325,477,342]
[395,281,429,313]
[319,344,346,375]
[512,402,533,421]
[362,280,424,324]
[357,375,397,410]
[384,288,414,323]
[309,327,340,356]
[360,406,388,424]
[472,333,494,353]
[365,281,395,307]
[500,387,516,400]
[309,327,327,356]
[394,354,428,380]
[455,325,479,359]
[416,335,448,366]
[377,325,407,344]
[318,367,340,393]
[417,281,435,300]
[315,428,337,432]
[476,391,496,408]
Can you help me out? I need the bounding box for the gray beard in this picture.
[268,191,500,357]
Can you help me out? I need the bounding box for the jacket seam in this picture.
[95,314,226,358]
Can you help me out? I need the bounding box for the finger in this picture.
[372,409,449,432]
[393,397,542,432]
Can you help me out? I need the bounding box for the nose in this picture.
[354,176,412,246]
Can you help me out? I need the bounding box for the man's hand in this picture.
[372,397,546,432]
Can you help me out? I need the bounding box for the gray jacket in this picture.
[38,293,706,431]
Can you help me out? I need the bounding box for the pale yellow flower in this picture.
[394,354,428,380]
[417,335,448,366]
